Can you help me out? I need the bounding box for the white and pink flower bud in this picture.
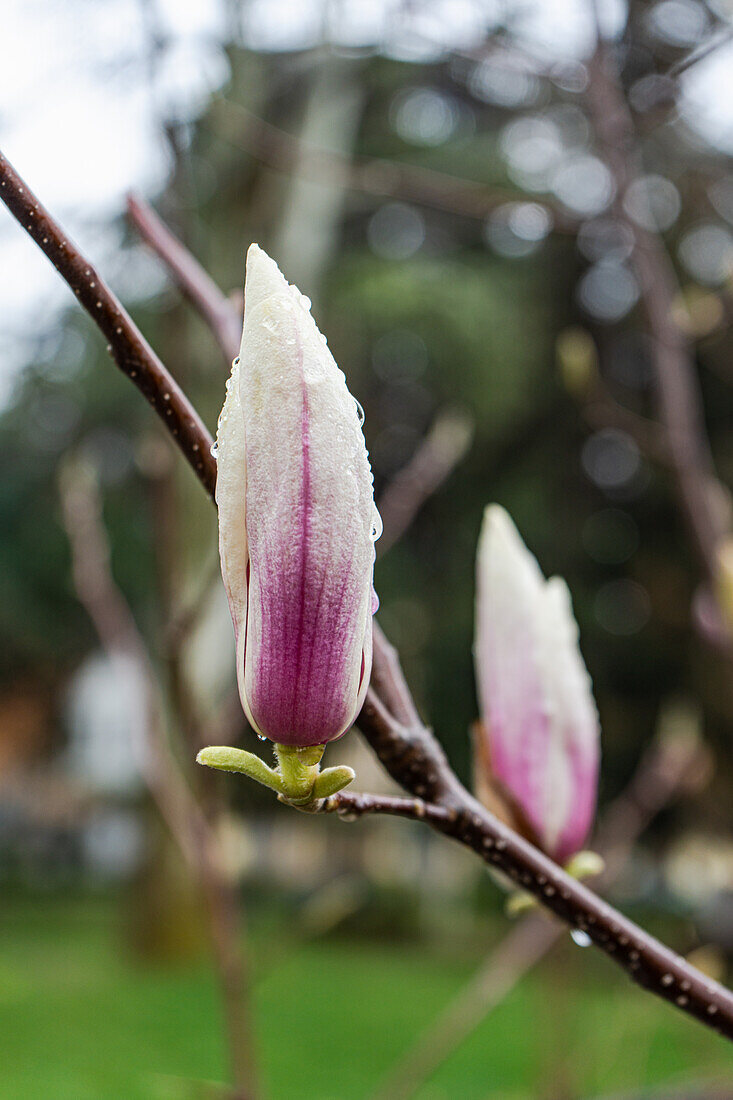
[474,505,600,864]
[216,245,379,748]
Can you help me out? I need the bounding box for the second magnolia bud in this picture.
[473,505,600,865]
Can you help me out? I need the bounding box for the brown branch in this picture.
[165,547,223,653]
[3,149,732,1039]
[210,98,579,232]
[127,192,242,367]
[580,378,671,467]
[0,152,216,499]
[371,719,708,1100]
[316,767,733,1037]
[376,409,474,555]
[369,624,423,731]
[360,632,733,1038]
[59,461,257,1099]
[584,19,728,588]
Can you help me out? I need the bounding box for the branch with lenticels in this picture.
[0,154,216,499]
[371,717,709,1100]
[2,148,732,1038]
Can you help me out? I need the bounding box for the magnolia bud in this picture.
[474,505,600,864]
[215,245,379,748]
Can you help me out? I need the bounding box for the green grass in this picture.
[0,895,730,1098]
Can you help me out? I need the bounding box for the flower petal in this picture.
[474,506,553,844]
[215,354,249,713]
[536,577,599,862]
[474,505,600,862]
[228,244,376,745]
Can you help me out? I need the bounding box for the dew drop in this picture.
[353,398,365,426]
[256,733,267,743]
[210,441,219,458]
[370,506,383,543]
[371,587,380,615]
[571,929,592,948]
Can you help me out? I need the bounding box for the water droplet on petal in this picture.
[370,506,383,543]
[371,587,380,615]
[353,398,365,426]
[210,441,219,458]
[571,929,592,948]
[256,733,267,743]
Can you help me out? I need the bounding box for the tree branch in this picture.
[3,147,732,1038]
[371,719,708,1099]
[0,152,216,499]
[127,192,242,368]
[317,759,733,1038]
[59,460,257,1099]
[376,409,474,556]
[583,18,729,588]
[210,98,580,232]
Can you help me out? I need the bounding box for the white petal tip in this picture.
[483,504,519,542]
[245,243,289,309]
[479,505,539,580]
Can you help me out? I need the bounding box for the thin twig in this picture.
[210,98,579,232]
[579,378,671,467]
[3,148,732,1038]
[584,17,728,587]
[59,461,257,1099]
[376,409,474,556]
[127,192,242,367]
[127,188,239,367]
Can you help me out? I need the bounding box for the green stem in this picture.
[274,743,325,804]
[197,742,356,804]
